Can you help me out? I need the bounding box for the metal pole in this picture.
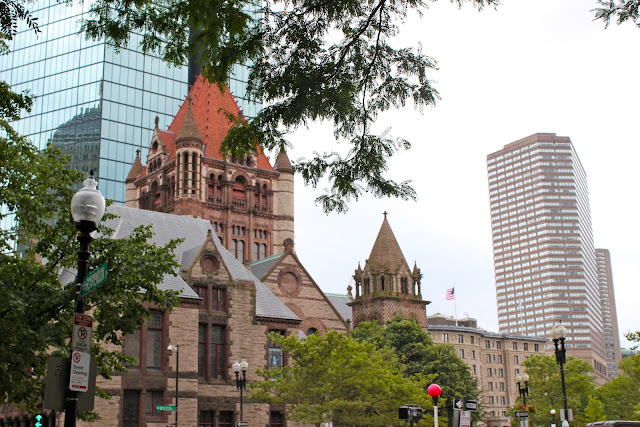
[175,347,179,427]
[560,361,568,424]
[64,227,93,427]
[434,405,438,427]
[240,371,245,421]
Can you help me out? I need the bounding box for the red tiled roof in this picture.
[164,75,274,171]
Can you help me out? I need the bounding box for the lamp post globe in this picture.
[71,171,106,232]
[233,358,248,421]
[427,384,442,427]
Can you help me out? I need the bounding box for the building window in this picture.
[458,334,464,343]
[459,349,465,359]
[212,288,226,312]
[199,410,234,427]
[496,341,502,349]
[270,411,285,427]
[472,365,477,374]
[144,390,163,420]
[488,382,494,391]
[514,355,519,364]
[501,396,506,405]
[489,396,495,404]
[500,382,505,391]
[515,368,520,376]
[534,343,540,352]
[219,411,234,427]
[486,354,491,363]
[147,311,163,370]
[443,333,449,343]
[123,390,140,427]
[198,324,206,378]
[211,326,225,378]
[196,286,207,310]
[524,343,529,351]
[497,354,503,363]
[472,350,476,360]
[513,342,518,350]
[268,331,284,369]
[123,328,141,368]
[471,336,475,345]
[499,368,504,377]
[486,340,491,349]
[199,411,215,427]
[401,277,409,294]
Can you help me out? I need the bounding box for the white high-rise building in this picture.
[487,133,608,383]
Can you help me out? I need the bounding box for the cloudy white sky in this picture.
[281,0,640,347]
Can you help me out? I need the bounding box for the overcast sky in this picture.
[281,0,640,348]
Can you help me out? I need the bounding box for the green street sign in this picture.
[156,405,176,411]
[81,261,108,297]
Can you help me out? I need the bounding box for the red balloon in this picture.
[427,384,442,397]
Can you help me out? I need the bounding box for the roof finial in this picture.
[136,149,141,158]
[383,211,388,219]
[154,116,159,128]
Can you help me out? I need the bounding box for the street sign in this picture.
[560,409,573,421]
[35,415,43,427]
[515,411,529,418]
[236,422,249,427]
[459,411,471,427]
[453,399,478,412]
[69,350,91,392]
[81,261,108,296]
[72,313,93,353]
[156,405,176,411]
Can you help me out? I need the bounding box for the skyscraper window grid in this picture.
[486,133,608,383]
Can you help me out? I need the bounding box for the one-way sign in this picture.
[453,399,478,412]
[515,411,529,418]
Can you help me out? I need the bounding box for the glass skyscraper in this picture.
[0,0,260,204]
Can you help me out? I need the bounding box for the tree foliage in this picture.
[250,331,432,427]
[0,137,182,410]
[593,1,640,29]
[511,355,595,427]
[591,354,640,421]
[352,316,479,422]
[81,0,498,213]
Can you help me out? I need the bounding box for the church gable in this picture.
[256,239,349,335]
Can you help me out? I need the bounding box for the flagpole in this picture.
[454,296,458,326]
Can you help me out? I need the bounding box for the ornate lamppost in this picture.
[550,324,569,427]
[167,345,179,426]
[515,373,530,405]
[233,359,249,421]
[551,409,557,427]
[66,171,105,427]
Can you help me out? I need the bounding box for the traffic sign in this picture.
[69,351,91,392]
[453,399,478,412]
[236,422,249,427]
[515,411,529,418]
[72,313,93,353]
[156,405,176,411]
[81,261,108,296]
[460,411,471,427]
[35,415,43,427]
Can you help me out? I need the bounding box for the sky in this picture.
[278,0,640,348]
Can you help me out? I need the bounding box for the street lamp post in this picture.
[66,170,105,427]
[516,373,530,427]
[167,345,179,427]
[233,359,248,421]
[427,384,442,427]
[550,324,569,427]
[551,409,557,427]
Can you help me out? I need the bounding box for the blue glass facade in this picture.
[1,0,260,203]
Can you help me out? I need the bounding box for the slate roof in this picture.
[105,206,299,321]
[365,214,411,273]
[325,293,353,323]
[249,252,282,280]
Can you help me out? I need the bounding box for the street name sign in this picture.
[515,411,529,418]
[69,350,91,392]
[72,313,93,353]
[453,399,478,412]
[156,405,176,411]
[81,261,108,297]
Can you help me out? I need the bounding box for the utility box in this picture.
[43,356,97,411]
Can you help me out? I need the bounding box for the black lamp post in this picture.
[167,345,179,426]
[515,373,530,406]
[66,170,105,427]
[551,409,557,427]
[550,324,569,427]
[232,359,248,421]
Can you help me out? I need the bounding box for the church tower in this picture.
[125,75,294,264]
[349,213,430,329]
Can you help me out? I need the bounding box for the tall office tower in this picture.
[595,248,622,378]
[486,133,608,383]
[0,0,260,205]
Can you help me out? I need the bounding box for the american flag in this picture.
[446,287,455,301]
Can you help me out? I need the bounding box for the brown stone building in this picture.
[349,214,429,329]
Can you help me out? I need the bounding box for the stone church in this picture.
[69,76,348,427]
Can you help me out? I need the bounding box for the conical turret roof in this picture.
[365,213,410,273]
[175,99,203,143]
[126,150,144,182]
[275,150,293,173]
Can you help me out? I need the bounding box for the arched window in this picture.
[232,176,247,208]
[380,275,385,291]
[182,152,189,194]
[150,181,160,210]
[191,153,197,195]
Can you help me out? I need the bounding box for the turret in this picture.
[272,150,294,253]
